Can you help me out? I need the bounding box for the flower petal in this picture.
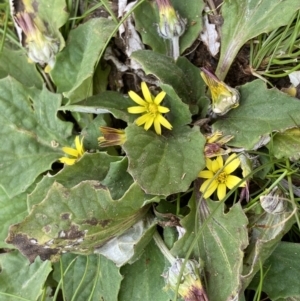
[226,175,246,189]
[216,156,223,169]
[217,183,227,200]
[62,147,78,157]
[59,157,77,165]
[135,114,150,126]
[206,158,213,171]
[128,91,147,106]
[157,105,170,113]
[211,157,221,173]
[198,170,214,179]
[154,118,162,135]
[154,91,166,105]
[75,136,84,156]
[128,106,148,114]
[156,114,172,130]
[200,179,218,199]
[144,115,155,130]
[141,82,153,103]
[224,153,240,174]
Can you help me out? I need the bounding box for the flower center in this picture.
[147,103,158,115]
[216,172,227,184]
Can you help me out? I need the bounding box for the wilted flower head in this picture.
[98,127,126,147]
[200,68,239,115]
[127,82,172,135]
[13,11,59,70]
[165,259,208,301]
[59,136,85,166]
[260,186,287,215]
[204,131,234,158]
[198,154,246,201]
[156,0,186,39]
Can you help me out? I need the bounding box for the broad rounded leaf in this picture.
[119,239,170,301]
[53,253,122,301]
[173,197,248,301]
[0,187,27,249]
[131,51,206,107]
[123,124,206,196]
[271,128,300,160]
[51,18,116,103]
[0,250,52,301]
[6,181,152,262]
[0,77,72,198]
[0,48,43,88]
[213,80,300,150]
[249,242,300,300]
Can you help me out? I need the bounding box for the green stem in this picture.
[153,231,175,264]
[171,37,180,60]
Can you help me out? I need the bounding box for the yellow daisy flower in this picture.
[198,153,246,201]
[59,136,85,166]
[127,82,172,135]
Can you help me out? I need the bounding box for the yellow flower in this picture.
[98,126,126,147]
[127,82,172,135]
[59,136,85,166]
[198,154,246,200]
[200,67,239,115]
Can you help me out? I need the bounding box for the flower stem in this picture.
[153,231,175,264]
[171,37,180,60]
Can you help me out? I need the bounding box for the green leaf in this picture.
[241,205,295,292]
[131,51,205,107]
[60,91,135,123]
[171,193,201,258]
[134,0,204,54]
[53,253,122,301]
[0,77,72,198]
[6,181,152,262]
[173,196,249,301]
[123,125,206,196]
[0,250,52,301]
[249,242,300,300]
[200,201,248,301]
[27,153,125,209]
[51,18,116,103]
[101,157,134,200]
[0,187,27,248]
[54,152,123,188]
[160,84,191,127]
[271,128,300,160]
[212,80,300,150]
[81,114,109,150]
[216,0,300,79]
[0,48,43,88]
[119,239,170,301]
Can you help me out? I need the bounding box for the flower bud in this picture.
[156,0,186,39]
[201,67,239,115]
[98,127,126,147]
[164,259,208,301]
[204,131,234,158]
[13,12,59,70]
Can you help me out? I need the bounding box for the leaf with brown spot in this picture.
[6,181,154,262]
